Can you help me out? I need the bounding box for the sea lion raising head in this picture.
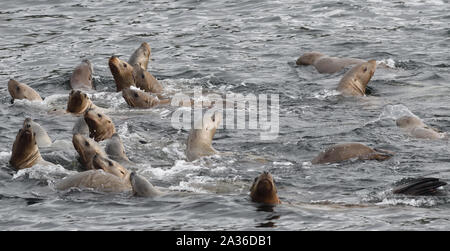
[108,56,135,92]
[337,60,377,96]
[67,90,93,115]
[8,79,43,103]
[105,133,130,164]
[128,42,151,70]
[132,64,163,94]
[84,109,116,142]
[122,87,160,108]
[70,59,93,90]
[10,118,43,170]
[72,133,106,170]
[130,171,162,197]
[186,111,222,161]
[250,171,281,204]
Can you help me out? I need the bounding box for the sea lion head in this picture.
[250,171,281,204]
[108,56,135,92]
[92,154,129,179]
[8,79,42,103]
[122,87,158,108]
[296,51,325,65]
[128,42,151,70]
[396,116,426,129]
[84,109,116,142]
[186,111,222,161]
[10,118,41,170]
[72,133,105,169]
[353,60,377,86]
[195,111,223,143]
[67,90,92,114]
[129,171,160,197]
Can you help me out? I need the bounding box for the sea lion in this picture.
[392,177,447,196]
[109,56,135,92]
[70,59,93,90]
[84,108,116,142]
[67,90,96,115]
[72,117,89,136]
[396,116,445,140]
[105,133,131,164]
[250,171,281,204]
[92,154,130,181]
[128,42,151,70]
[29,119,52,148]
[337,60,377,97]
[311,142,394,164]
[296,52,366,74]
[10,118,49,170]
[130,171,163,197]
[55,170,131,193]
[121,87,163,108]
[132,64,163,94]
[8,79,43,103]
[72,133,107,170]
[186,111,222,161]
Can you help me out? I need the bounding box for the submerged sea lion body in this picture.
[84,109,116,142]
[396,116,445,140]
[337,60,377,96]
[109,56,135,92]
[121,88,162,108]
[55,170,131,193]
[311,143,394,164]
[8,79,43,103]
[296,52,366,74]
[70,59,93,90]
[92,154,130,181]
[128,42,151,70]
[186,111,222,161]
[250,171,281,204]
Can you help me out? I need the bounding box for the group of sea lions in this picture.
[6,44,447,206]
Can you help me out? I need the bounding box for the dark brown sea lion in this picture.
[8,79,43,103]
[311,143,394,164]
[132,64,163,94]
[128,42,151,70]
[84,109,116,142]
[70,59,93,90]
[296,52,366,74]
[186,111,222,161]
[337,60,377,96]
[108,56,135,92]
[250,171,281,204]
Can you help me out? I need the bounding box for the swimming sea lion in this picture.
[72,133,107,170]
[250,171,281,204]
[121,87,161,108]
[55,170,131,193]
[337,60,377,97]
[105,133,131,164]
[70,59,93,90]
[396,116,445,140]
[10,118,48,170]
[109,56,135,92]
[186,111,222,161]
[132,64,163,94]
[92,154,130,181]
[84,108,116,141]
[311,142,394,164]
[29,119,52,148]
[128,42,151,70]
[67,90,97,115]
[8,79,43,103]
[296,52,366,74]
[130,171,163,197]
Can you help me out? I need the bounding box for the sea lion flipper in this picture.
[393,178,447,196]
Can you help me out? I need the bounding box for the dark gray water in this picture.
[1,0,449,230]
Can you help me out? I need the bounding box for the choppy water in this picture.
[1,0,449,230]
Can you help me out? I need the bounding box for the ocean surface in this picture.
[0,0,449,230]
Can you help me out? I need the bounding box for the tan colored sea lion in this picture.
[108,56,135,92]
[186,111,222,161]
[72,133,107,170]
[84,108,116,142]
[250,171,281,204]
[105,133,131,164]
[10,118,48,170]
[396,116,445,140]
[92,154,130,181]
[311,143,394,164]
[122,87,169,108]
[55,170,132,193]
[70,59,93,90]
[8,79,43,103]
[67,90,95,115]
[296,52,366,74]
[128,42,151,70]
[337,60,377,96]
[132,64,163,94]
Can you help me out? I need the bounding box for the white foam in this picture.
[147,160,206,180]
[379,104,418,121]
[313,89,340,100]
[376,197,437,207]
[12,163,75,181]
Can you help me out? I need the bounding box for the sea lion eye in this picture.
[16,86,20,91]
[85,141,90,146]
[363,67,367,72]
[141,74,145,79]
[26,124,31,128]
[84,94,87,98]
[123,63,127,68]
[97,114,102,118]
[134,93,139,98]
[108,161,113,166]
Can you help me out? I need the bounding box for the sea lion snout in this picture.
[250,172,281,205]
